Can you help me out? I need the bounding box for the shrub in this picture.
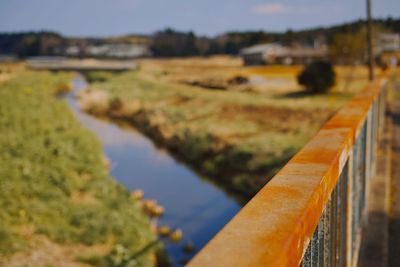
[109,96,123,111]
[85,71,113,83]
[297,61,336,93]
[55,82,71,95]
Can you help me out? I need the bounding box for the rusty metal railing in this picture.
[187,79,387,267]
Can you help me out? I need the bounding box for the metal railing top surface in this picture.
[187,78,386,267]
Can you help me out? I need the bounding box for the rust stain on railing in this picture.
[187,79,385,267]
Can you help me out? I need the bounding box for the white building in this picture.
[85,43,151,58]
[240,43,284,65]
[240,43,328,66]
[377,33,400,52]
[65,46,80,57]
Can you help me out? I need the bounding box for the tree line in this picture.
[0,17,399,60]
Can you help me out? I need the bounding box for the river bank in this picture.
[0,70,157,267]
[77,59,367,200]
[78,101,292,200]
[69,76,241,266]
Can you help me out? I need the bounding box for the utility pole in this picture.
[366,0,374,81]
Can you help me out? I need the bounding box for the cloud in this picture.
[252,3,290,15]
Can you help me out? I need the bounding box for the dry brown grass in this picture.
[1,235,109,267]
[77,89,110,114]
[137,56,373,97]
[81,56,376,199]
[0,62,25,82]
[70,191,99,205]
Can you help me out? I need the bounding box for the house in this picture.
[378,33,400,52]
[277,46,328,65]
[240,43,285,65]
[65,45,80,57]
[85,43,151,58]
[61,43,152,59]
[377,33,400,66]
[240,43,328,66]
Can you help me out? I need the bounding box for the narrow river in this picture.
[67,77,241,266]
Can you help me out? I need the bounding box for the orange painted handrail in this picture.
[187,79,386,267]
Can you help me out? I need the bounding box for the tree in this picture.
[297,61,336,93]
[151,29,202,57]
[329,31,366,64]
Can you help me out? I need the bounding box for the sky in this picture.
[0,0,399,37]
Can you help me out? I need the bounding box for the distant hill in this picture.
[0,17,399,58]
[0,31,152,58]
[0,31,64,57]
[198,17,400,56]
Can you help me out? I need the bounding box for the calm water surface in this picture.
[67,77,241,266]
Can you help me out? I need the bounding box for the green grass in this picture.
[83,69,357,201]
[0,71,156,266]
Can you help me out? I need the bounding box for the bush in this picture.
[297,61,336,93]
[109,96,123,111]
[85,71,113,83]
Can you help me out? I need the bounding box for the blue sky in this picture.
[0,0,399,37]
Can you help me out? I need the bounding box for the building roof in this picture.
[378,33,400,52]
[240,43,327,58]
[282,47,327,58]
[240,43,284,55]
[379,33,400,40]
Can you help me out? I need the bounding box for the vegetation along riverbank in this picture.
[0,69,159,267]
[78,57,374,201]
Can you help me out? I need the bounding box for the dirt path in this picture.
[389,79,400,267]
[358,93,392,267]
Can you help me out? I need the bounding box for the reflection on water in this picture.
[67,77,241,266]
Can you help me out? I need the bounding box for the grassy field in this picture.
[389,68,400,101]
[0,69,157,267]
[0,63,24,82]
[79,56,378,201]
